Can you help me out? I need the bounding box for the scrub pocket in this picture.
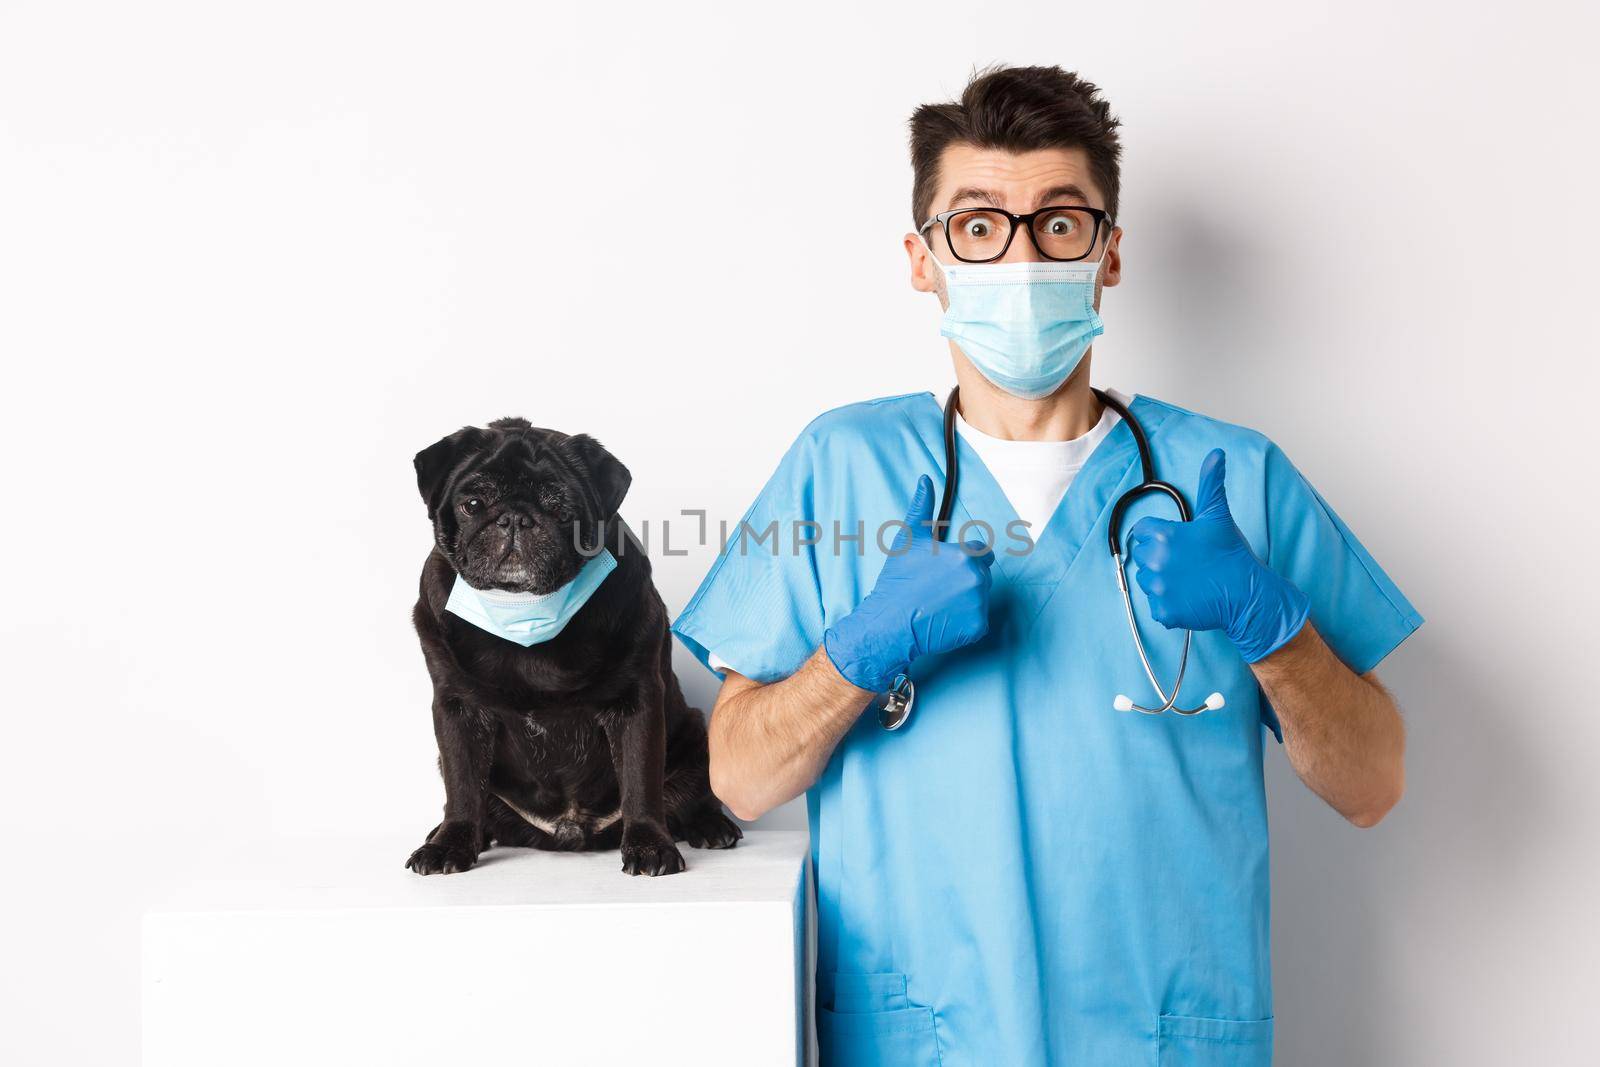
[817,972,942,1067]
[1157,1014,1274,1067]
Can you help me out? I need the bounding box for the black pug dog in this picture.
[406,417,740,877]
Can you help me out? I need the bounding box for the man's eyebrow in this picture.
[943,183,1095,213]
[1035,184,1090,208]
[946,187,1005,210]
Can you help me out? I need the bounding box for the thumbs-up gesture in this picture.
[823,475,996,693]
[1128,449,1311,663]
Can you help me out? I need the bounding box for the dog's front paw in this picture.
[405,841,477,874]
[679,807,743,850]
[620,824,686,877]
[404,821,480,875]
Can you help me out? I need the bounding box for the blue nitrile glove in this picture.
[1128,448,1311,663]
[823,475,996,693]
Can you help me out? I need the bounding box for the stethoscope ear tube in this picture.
[1098,387,1219,716]
[1106,479,1190,555]
[1111,494,1222,716]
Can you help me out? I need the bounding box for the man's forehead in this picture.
[933,144,1103,212]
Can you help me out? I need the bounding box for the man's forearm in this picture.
[1249,622,1405,827]
[706,648,874,821]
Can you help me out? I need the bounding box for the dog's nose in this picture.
[496,512,535,530]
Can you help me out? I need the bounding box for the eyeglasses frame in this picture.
[917,204,1116,264]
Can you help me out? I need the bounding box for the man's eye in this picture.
[964,219,992,238]
[1041,213,1078,235]
[460,498,484,515]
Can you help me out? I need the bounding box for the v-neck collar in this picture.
[903,391,1174,591]
[953,405,1120,549]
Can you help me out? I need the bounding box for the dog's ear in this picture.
[563,433,632,519]
[414,426,491,520]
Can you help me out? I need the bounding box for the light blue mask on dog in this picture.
[444,549,618,646]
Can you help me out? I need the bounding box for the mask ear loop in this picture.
[919,232,951,297]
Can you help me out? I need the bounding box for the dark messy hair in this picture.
[909,65,1123,226]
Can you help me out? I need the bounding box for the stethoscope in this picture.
[878,385,1225,730]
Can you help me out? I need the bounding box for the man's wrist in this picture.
[821,611,909,693]
[1248,616,1318,672]
[817,635,881,697]
[1229,573,1312,663]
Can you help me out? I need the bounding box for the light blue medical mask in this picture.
[933,249,1106,400]
[444,549,617,646]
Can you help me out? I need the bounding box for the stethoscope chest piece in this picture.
[879,673,915,730]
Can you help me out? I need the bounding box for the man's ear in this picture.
[1100,225,1123,288]
[414,426,490,520]
[905,232,939,294]
[562,433,632,519]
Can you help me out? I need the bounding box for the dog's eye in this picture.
[460,498,484,515]
[538,487,573,519]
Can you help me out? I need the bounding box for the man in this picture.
[672,65,1419,1066]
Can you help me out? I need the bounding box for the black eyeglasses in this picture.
[918,205,1114,264]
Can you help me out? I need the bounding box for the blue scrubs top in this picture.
[672,393,1421,1067]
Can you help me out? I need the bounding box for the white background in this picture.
[2,1,1596,1063]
